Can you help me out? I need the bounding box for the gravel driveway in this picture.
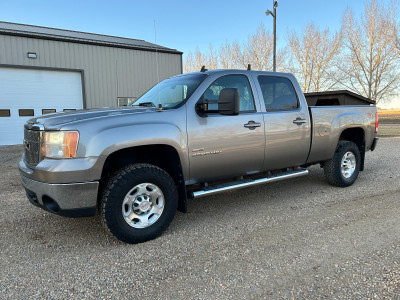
[1,138,399,299]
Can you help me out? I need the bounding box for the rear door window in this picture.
[258,76,299,111]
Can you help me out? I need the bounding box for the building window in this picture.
[0,109,10,117]
[118,97,137,106]
[63,109,76,112]
[42,109,56,114]
[19,109,34,116]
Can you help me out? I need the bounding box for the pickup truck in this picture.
[19,69,379,244]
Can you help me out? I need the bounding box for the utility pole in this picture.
[265,1,278,72]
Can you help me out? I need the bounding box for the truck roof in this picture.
[181,69,293,77]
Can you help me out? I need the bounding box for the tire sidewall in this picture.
[336,142,361,186]
[104,165,177,243]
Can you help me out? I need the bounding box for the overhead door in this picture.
[0,68,83,146]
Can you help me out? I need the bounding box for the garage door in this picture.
[0,68,83,146]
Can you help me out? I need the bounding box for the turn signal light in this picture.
[63,132,79,158]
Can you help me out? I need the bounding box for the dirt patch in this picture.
[378,124,400,137]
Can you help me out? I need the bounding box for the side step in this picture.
[188,169,308,199]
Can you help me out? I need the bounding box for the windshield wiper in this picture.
[133,102,156,107]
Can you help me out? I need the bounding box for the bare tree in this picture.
[245,23,274,71]
[184,51,196,73]
[287,24,342,93]
[193,47,207,71]
[184,45,219,72]
[219,41,237,69]
[231,41,248,69]
[341,0,400,103]
[206,44,219,69]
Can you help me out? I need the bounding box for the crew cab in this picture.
[19,69,378,243]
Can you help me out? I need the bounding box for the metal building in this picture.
[0,21,182,145]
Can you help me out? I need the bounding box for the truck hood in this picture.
[27,107,158,129]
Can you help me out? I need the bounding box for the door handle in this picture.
[293,117,307,125]
[244,121,261,130]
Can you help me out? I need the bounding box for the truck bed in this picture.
[306,105,377,164]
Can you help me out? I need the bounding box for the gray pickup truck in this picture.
[19,69,378,243]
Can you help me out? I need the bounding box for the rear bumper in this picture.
[20,175,98,218]
[371,137,379,152]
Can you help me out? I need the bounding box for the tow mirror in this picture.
[218,88,240,115]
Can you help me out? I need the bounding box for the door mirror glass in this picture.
[218,88,240,115]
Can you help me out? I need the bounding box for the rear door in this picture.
[254,75,311,170]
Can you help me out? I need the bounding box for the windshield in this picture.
[133,74,208,109]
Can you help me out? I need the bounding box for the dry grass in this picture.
[378,109,400,115]
[378,109,400,124]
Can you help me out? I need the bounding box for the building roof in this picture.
[304,90,375,104]
[0,21,182,55]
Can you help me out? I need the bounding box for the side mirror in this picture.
[218,88,240,115]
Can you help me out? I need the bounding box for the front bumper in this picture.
[20,175,99,218]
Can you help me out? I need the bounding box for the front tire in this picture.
[100,163,178,244]
[323,141,361,187]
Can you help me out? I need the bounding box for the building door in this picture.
[0,68,84,145]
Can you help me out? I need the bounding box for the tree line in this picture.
[184,0,399,104]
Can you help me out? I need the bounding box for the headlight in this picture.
[41,131,79,158]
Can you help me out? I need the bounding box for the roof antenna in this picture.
[247,64,251,70]
[200,65,208,72]
[154,20,162,112]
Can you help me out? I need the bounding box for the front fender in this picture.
[86,122,189,180]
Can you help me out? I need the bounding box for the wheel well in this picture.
[339,127,365,171]
[99,144,187,212]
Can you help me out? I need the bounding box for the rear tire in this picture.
[100,163,178,244]
[323,141,361,187]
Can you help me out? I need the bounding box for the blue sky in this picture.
[1,0,399,108]
[0,0,362,56]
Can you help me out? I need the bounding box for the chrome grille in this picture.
[24,128,42,167]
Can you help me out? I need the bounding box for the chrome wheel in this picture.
[122,183,165,229]
[341,151,356,178]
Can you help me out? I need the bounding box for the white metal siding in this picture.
[0,68,83,145]
[0,35,182,108]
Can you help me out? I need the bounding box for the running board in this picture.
[188,169,308,199]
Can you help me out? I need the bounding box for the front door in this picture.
[187,74,265,183]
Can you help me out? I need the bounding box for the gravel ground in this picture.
[1,138,400,299]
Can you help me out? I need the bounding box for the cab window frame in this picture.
[200,74,257,114]
[257,75,301,112]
